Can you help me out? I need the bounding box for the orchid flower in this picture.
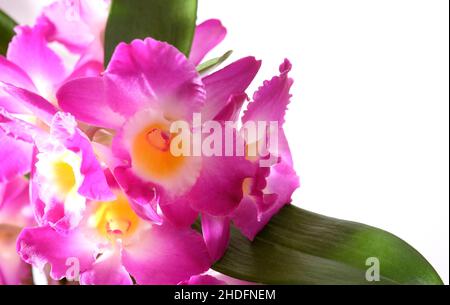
[0,0,108,106]
[0,0,109,182]
[17,172,211,285]
[57,37,261,230]
[0,176,33,285]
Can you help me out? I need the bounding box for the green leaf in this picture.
[211,205,443,284]
[197,50,233,74]
[0,10,16,55]
[105,0,198,65]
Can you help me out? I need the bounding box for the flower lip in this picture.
[121,109,202,197]
[132,123,185,180]
[94,192,140,240]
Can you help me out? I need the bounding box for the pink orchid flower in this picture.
[0,95,114,232]
[56,35,261,229]
[17,172,211,285]
[0,176,34,285]
[0,0,109,182]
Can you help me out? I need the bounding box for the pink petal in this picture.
[242,59,293,126]
[189,19,227,66]
[79,247,132,285]
[17,226,97,280]
[0,56,37,93]
[188,150,256,216]
[232,131,299,240]
[106,38,206,120]
[213,94,248,122]
[0,176,32,227]
[113,166,162,224]
[57,77,126,129]
[0,82,58,124]
[0,130,32,183]
[7,24,67,98]
[201,214,230,262]
[122,225,211,284]
[159,198,199,227]
[66,60,104,81]
[41,1,96,53]
[0,226,32,285]
[202,57,261,120]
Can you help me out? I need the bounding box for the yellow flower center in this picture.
[131,124,185,179]
[94,193,140,239]
[53,161,77,196]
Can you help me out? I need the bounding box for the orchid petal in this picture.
[189,19,227,66]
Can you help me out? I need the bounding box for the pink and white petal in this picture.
[113,166,162,224]
[0,56,37,92]
[201,214,230,262]
[106,38,206,119]
[57,77,126,129]
[122,225,211,285]
[17,226,97,280]
[0,225,32,285]
[202,57,261,120]
[50,112,115,201]
[0,82,58,124]
[189,19,227,66]
[79,247,132,285]
[242,59,293,126]
[7,24,67,99]
[0,131,32,183]
[179,274,226,285]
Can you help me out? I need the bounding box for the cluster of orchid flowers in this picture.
[0,0,299,285]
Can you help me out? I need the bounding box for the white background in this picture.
[1,0,448,284]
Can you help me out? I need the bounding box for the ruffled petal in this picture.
[242,59,293,126]
[122,225,211,284]
[17,226,97,280]
[189,19,227,66]
[201,214,230,262]
[106,38,206,120]
[202,57,261,120]
[40,0,109,56]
